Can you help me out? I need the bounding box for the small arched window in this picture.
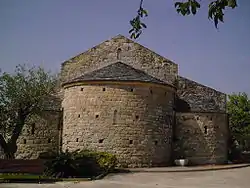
[117,48,122,60]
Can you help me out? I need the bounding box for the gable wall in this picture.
[61,35,178,86]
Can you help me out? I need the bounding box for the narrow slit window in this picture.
[135,115,139,120]
[99,139,104,143]
[130,88,134,92]
[31,123,35,135]
[78,114,80,118]
[102,88,106,91]
[154,141,158,145]
[113,110,117,125]
[129,140,133,144]
[76,138,79,142]
[204,126,208,134]
[48,138,51,143]
[96,114,99,118]
[23,139,26,144]
[80,88,84,91]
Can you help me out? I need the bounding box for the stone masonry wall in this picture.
[60,35,178,86]
[174,112,229,165]
[15,111,62,159]
[62,82,175,167]
[177,76,226,112]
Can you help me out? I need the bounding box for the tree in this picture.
[0,65,57,158]
[129,0,238,39]
[227,92,250,151]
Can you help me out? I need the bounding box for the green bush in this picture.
[228,138,243,162]
[42,149,117,178]
[76,150,118,172]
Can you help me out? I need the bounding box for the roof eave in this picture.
[62,79,176,90]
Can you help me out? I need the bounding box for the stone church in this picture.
[12,35,228,167]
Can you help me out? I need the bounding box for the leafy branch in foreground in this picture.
[130,0,238,39]
[129,0,148,39]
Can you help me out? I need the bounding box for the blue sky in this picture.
[0,0,249,95]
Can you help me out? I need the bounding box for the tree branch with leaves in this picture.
[0,65,57,158]
[130,0,238,39]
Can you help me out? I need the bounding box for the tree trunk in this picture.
[0,136,15,159]
[0,134,9,159]
[0,111,26,159]
[0,134,18,159]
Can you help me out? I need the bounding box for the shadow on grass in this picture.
[0,174,92,184]
[0,169,131,183]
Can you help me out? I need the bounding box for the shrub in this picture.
[228,139,243,162]
[42,149,117,178]
[76,150,118,172]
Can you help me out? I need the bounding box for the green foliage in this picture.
[129,0,148,39]
[227,92,250,151]
[42,149,117,178]
[0,64,56,158]
[175,0,201,16]
[130,0,238,39]
[43,149,95,178]
[77,150,118,171]
[208,0,237,28]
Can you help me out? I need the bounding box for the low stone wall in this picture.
[0,159,45,174]
[15,110,62,159]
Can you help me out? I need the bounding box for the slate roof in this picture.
[63,62,170,87]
